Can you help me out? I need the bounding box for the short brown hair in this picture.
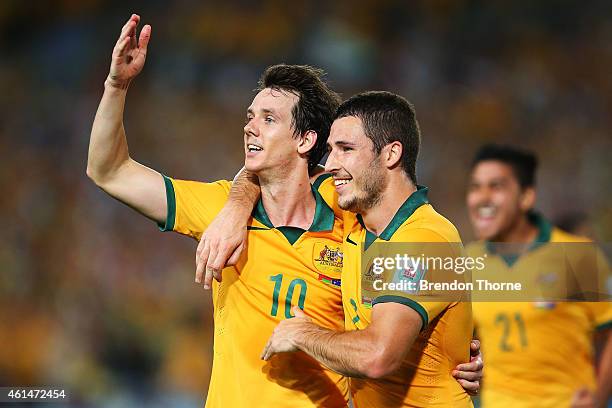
[258,64,341,170]
[335,91,421,183]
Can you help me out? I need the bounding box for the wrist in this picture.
[223,200,253,219]
[105,76,131,91]
[292,321,320,350]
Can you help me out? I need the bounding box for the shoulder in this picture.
[550,227,591,243]
[168,177,232,204]
[393,204,462,243]
[169,177,232,194]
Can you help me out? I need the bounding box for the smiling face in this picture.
[467,160,534,241]
[325,116,387,212]
[244,88,301,176]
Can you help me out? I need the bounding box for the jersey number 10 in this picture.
[269,274,308,319]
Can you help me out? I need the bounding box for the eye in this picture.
[245,115,253,124]
[264,116,275,123]
[490,182,504,191]
[341,146,353,152]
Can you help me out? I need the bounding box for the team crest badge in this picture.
[313,242,343,275]
[363,261,377,283]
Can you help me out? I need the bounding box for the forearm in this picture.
[87,82,131,184]
[226,168,261,215]
[293,324,378,378]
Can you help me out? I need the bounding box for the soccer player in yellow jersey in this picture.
[466,144,612,407]
[87,14,353,407]
[261,92,475,407]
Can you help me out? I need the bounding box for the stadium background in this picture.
[1,1,610,406]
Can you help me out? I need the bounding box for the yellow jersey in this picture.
[319,178,474,408]
[159,175,349,407]
[470,213,612,408]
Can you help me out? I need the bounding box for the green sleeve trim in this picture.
[595,320,612,331]
[158,175,176,232]
[372,295,428,331]
[312,173,332,190]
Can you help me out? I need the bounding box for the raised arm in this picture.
[86,14,166,223]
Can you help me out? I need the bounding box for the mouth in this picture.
[476,205,496,219]
[472,205,499,232]
[246,143,263,153]
[333,177,353,192]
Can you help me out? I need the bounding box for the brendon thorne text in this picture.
[372,279,522,292]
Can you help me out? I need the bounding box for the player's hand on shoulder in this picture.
[195,205,248,289]
[107,14,151,89]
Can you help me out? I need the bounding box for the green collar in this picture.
[251,185,335,244]
[357,185,429,249]
[528,211,552,244]
[486,210,552,266]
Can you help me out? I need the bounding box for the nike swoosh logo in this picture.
[346,234,357,245]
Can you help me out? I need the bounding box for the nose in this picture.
[324,147,340,173]
[244,119,258,137]
[468,186,489,207]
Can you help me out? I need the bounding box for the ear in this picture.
[382,141,403,169]
[519,187,536,212]
[297,130,318,155]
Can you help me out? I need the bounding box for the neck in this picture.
[360,172,416,236]
[496,214,539,243]
[258,163,315,229]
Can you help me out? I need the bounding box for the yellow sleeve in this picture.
[371,228,463,330]
[158,175,232,241]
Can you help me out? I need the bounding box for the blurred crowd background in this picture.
[1,0,611,406]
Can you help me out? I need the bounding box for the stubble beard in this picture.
[339,158,387,213]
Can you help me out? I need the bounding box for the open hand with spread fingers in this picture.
[107,14,151,89]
